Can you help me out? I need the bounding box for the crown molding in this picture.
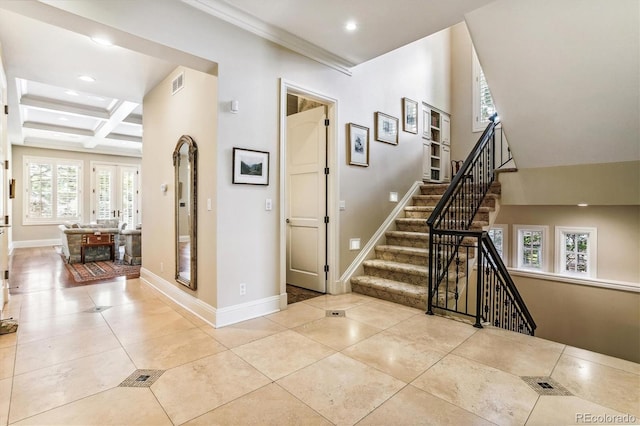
[182,0,354,76]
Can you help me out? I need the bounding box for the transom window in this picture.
[513,225,549,271]
[23,156,83,225]
[555,227,597,278]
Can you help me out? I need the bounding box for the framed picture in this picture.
[232,147,269,185]
[375,112,399,145]
[347,123,369,167]
[402,97,418,134]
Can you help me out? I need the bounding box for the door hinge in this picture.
[92,210,95,214]
[3,105,7,115]
[324,167,329,175]
[324,216,329,224]
[324,265,329,273]
[324,119,329,126]
[92,167,96,172]
[3,215,8,225]
[3,270,8,280]
[3,160,8,170]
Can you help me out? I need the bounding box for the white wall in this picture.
[44,1,452,312]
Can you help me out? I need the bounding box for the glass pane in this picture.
[28,162,53,218]
[577,234,588,253]
[577,254,588,272]
[57,164,79,218]
[121,170,135,228]
[479,67,496,122]
[97,170,112,220]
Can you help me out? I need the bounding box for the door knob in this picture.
[286,218,290,223]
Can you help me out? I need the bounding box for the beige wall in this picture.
[11,146,140,242]
[495,205,640,283]
[143,66,217,307]
[500,161,640,206]
[514,276,640,363]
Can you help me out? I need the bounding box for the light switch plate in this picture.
[265,198,272,211]
[349,238,361,250]
[207,198,212,211]
[339,200,346,211]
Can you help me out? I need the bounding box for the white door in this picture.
[93,164,139,228]
[286,106,327,293]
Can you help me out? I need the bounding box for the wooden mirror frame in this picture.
[172,135,198,290]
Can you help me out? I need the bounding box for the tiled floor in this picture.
[0,258,639,424]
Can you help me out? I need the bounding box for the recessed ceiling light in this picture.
[88,95,105,101]
[345,21,358,32]
[577,203,589,207]
[78,75,96,83]
[90,36,113,47]
[59,117,69,121]
[65,90,79,96]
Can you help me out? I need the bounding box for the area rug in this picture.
[286,284,323,304]
[65,260,140,283]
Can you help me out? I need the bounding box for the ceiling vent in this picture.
[171,72,184,95]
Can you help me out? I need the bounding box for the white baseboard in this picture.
[11,239,61,250]
[140,267,282,328]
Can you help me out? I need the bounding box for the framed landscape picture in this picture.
[375,112,399,145]
[402,97,418,134]
[232,147,269,185]
[347,123,369,167]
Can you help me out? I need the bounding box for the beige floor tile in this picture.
[0,346,15,379]
[99,297,175,320]
[151,350,270,425]
[526,395,633,426]
[183,383,332,426]
[202,317,286,348]
[387,314,477,353]
[18,296,97,322]
[266,302,326,328]
[17,312,108,345]
[552,354,640,417]
[278,352,405,425]
[9,348,136,423]
[12,387,172,425]
[176,308,211,327]
[0,377,10,426]
[358,385,493,426]
[0,332,17,349]
[104,308,196,346]
[346,301,420,329]
[343,331,445,382]
[14,325,121,375]
[232,329,334,380]
[303,293,372,310]
[294,316,381,351]
[123,327,226,370]
[86,280,158,307]
[483,326,565,353]
[563,345,640,375]
[413,354,539,425]
[452,329,562,376]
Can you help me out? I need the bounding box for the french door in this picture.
[92,163,140,228]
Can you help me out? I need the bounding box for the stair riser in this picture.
[363,265,427,286]
[396,222,428,233]
[386,235,429,249]
[412,196,442,207]
[375,249,427,266]
[351,283,426,310]
[420,185,448,195]
[403,210,490,221]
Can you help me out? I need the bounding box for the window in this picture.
[24,156,82,224]
[513,225,549,271]
[472,48,497,132]
[488,224,508,264]
[555,227,597,278]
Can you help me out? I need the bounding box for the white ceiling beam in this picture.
[22,121,94,136]
[105,133,142,143]
[122,114,142,125]
[20,94,110,119]
[86,100,139,148]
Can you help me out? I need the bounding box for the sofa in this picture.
[59,219,125,264]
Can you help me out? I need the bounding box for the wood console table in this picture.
[81,233,115,264]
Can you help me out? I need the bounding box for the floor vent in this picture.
[119,369,165,388]
[521,376,572,396]
[84,306,112,313]
[326,310,346,317]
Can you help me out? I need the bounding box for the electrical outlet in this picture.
[239,283,246,295]
[160,262,164,272]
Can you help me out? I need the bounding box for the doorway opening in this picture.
[279,80,338,307]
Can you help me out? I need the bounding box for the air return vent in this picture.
[172,72,184,95]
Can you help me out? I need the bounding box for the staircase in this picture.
[350,181,501,310]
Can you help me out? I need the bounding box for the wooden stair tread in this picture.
[375,245,428,255]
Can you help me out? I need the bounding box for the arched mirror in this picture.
[173,135,198,290]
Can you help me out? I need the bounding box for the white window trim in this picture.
[472,48,495,133]
[488,224,509,266]
[512,224,550,272]
[23,156,83,225]
[555,226,598,278]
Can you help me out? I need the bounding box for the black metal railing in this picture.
[426,115,536,335]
